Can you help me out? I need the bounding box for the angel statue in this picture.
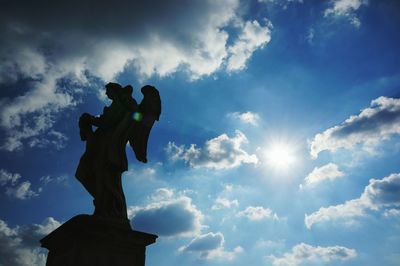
[75,83,161,222]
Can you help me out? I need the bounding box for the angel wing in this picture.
[128,85,161,163]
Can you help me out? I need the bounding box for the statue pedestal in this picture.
[40,214,157,266]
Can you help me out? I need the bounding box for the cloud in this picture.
[0,75,76,152]
[305,173,400,229]
[0,217,60,266]
[0,1,273,151]
[258,0,304,8]
[384,208,400,218]
[306,27,315,44]
[324,0,368,27]
[226,20,271,72]
[148,188,175,202]
[39,175,68,186]
[256,239,286,250]
[0,169,39,200]
[237,206,279,221]
[211,197,239,210]
[310,97,400,158]
[228,111,260,126]
[0,1,272,81]
[0,169,21,186]
[179,232,243,260]
[129,189,203,237]
[6,181,38,200]
[269,242,356,266]
[301,163,345,188]
[166,130,258,170]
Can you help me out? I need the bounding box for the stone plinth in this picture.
[40,215,157,266]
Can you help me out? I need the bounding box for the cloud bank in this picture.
[310,97,400,158]
[0,0,272,152]
[305,173,400,229]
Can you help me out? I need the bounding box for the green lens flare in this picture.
[132,112,143,122]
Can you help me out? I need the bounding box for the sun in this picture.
[264,142,296,170]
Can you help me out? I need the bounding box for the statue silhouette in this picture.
[40,83,160,266]
[75,82,161,221]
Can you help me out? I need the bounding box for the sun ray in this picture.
[264,141,297,171]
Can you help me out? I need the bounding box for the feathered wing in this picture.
[128,85,161,163]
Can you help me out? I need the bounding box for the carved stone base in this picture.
[40,214,157,266]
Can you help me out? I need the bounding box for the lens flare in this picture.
[132,112,143,122]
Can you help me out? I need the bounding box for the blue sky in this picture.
[1,0,400,265]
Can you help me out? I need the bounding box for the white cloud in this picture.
[310,97,400,158]
[166,130,258,170]
[305,173,400,229]
[39,174,68,186]
[384,208,400,218]
[255,239,285,250]
[0,48,47,84]
[227,20,272,72]
[237,206,279,221]
[0,169,21,186]
[149,188,175,202]
[301,163,345,188]
[324,0,368,27]
[0,1,251,82]
[6,181,38,200]
[179,232,243,261]
[269,242,356,266]
[0,217,61,266]
[228,111,260,125]
[0,169,39,200]
[325,0,367,16]
[211,197,239,210]
[0,1,274,151]
[0,73,76,151]
[129,189,203,237]
[306,27,315,44]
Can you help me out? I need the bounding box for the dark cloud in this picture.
[130,194,202,237]
[0,0,271,151]
[1,0,221,43]
[365,173,400,206]
[332,108,400,138]
[0,0,270,81]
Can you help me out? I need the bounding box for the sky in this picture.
[1,0,400,265]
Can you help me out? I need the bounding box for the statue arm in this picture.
[90,115,103,127]
[84,106,111,128]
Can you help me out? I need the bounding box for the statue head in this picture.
[141,85,159,97]
[105,82,122,100]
